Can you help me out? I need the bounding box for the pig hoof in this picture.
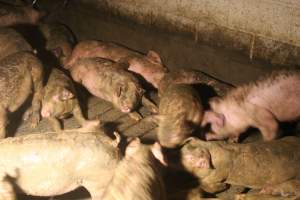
[30,114,40,128]
[82,120,101,131]
[23,109,33,121]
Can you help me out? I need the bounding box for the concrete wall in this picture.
[80,0,300,66]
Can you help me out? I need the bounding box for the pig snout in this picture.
[120,105,131,113]
[41,104,53,118]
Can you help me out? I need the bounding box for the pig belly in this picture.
[248,77,300,121]
[15,166,79,196]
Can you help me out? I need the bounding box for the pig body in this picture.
[39,23,75,65]
[0,3,44,27]
[0,51,43,138]
[68,57,157,120]
[41,68,99,131]
[66,40,167,88]
[0,27,33,60]
[156,74,203,148]
[101,139,166,200]
[201,70,300,141]
[0,130,121,199]
[180,137,300,196]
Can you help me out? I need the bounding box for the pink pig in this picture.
[201,70,300,142]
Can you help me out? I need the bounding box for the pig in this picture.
[0,129,121,200]
[0,51,43,138]
[179,136,300,196]
[67,57,158,121]
[201,70,300,142]
[0,27,33,60]
[0,2,45,27]
[38,22,75,65]
[41,68,100,131]
[101,138,166,200]
[154,73,203,148]
[65,40,168,88]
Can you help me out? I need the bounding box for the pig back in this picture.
[227,136,300,188]
[0,131,121,175]
[245,70,300,121]
[0,28,32,60]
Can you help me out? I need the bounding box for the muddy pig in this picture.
[179,137,300,196]
[65,40,168,88]
[201,70,300,142]
[0,27,33,60]
[101,138,166,200]
[0,2,45,27]
[41,68,100,131]
[154,74,203,148]
[0,129,121,200]
[67,57,158,121]
[0,51,43,138]
[39,22,75,65]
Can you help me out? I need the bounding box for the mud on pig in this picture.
[66,57,158,121]
[201,70,300,142]
[0,51,43,138]
[65,40,168,88]
[41,68,100,131]
[154,73,203,148]
[101,138,166,200]
[0,130,121,200]
[179,136,300,197]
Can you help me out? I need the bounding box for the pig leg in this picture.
[260,179,300,197]
[200,170,229,193]
[72,103,100,130]
[246,102,278,141]
[27,61,43,128]
[142,96,158,113]
[48,117,62,132]
[205,132,228,141]
[0,174,16,200]
[0,107,8,139]
[129,111,143,121]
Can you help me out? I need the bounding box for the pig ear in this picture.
[209,97,221,109]
[147,50,162,64]
[151,142,167,166]
[125,137,141,156]
[201,111,225,127]
[52,94,60,102]
[52,47,64,58]
[60,89,74,100]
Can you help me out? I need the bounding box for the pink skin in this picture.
[201,71,300,141]
[68,59,141,113]
[65,40,167,88]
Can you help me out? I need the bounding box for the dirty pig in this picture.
[0,27,34,60]
[179,136,300,197]
[65,40,168,88]
[201,70,300,142]
[0,130,121,200]
[101,138,166,200]
[153,74,204,148]
[41,68,100,131]
[0,2,45,27]
[66,57,158,120]
[0,51,43,138]
[39,22,75,65]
